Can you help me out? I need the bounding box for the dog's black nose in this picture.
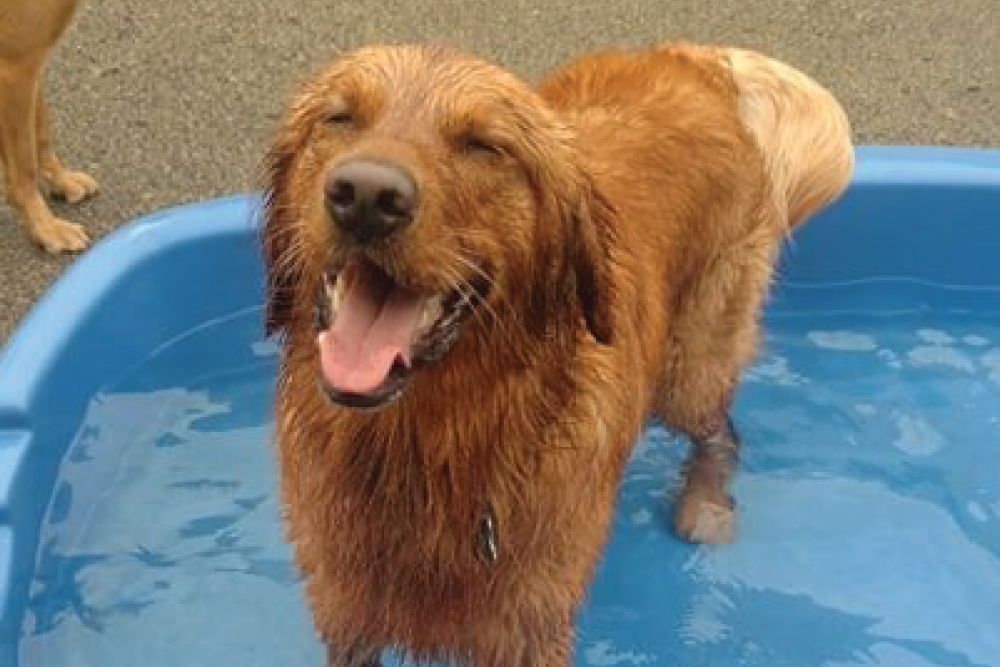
[326,160,416,243]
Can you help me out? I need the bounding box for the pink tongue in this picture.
[317,271,424,395]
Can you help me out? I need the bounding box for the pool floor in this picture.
[17,281,1000,667]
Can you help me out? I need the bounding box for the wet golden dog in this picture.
[0,0,97,253]
[263,42,852,666]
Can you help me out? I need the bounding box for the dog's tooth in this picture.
[330,276,344,312]
[420,296,443,330]
[420,306,436,330]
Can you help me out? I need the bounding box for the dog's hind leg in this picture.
[657,221,781,545]
[36,83,98,204]
[672,402,740,545]
[0,57,88,252]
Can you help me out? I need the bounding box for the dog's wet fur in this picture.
[263,42,852,666]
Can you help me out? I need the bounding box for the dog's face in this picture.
[263,45,611,409]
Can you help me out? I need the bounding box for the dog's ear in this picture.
[503,98,616,344]
[260,117,308,337]
[571,182,616,345]
[260,199,298,337]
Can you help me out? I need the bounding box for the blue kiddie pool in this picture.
[0,147,998,666]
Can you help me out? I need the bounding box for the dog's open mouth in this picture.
[314,256,488,409]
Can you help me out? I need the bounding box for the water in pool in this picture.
[17,282,1000,667]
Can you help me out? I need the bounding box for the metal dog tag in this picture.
[476,506,499,566]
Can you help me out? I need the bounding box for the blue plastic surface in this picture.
[0,147,998,666]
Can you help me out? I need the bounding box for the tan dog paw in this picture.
[30,215,90,253]
[45,169,99,204]
[674,493,735,545]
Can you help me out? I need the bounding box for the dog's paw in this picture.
[30,216,90,253]
[47,169,99,204]
[674,493,735,545]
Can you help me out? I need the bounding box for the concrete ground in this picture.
[1,0,997,343]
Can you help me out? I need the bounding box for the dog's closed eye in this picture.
[325,110,353,125]
[462,135,502,156]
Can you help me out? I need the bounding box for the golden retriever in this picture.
[262,41,852,666]
[0,0,98,253]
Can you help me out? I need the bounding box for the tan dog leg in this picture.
[673,410,739,545]
[36,84,98,204]
[0,59,88,253]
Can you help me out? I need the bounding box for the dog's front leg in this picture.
[0,60,89,252]
[35,84,99,205]
[513,618,574,667]
[326,642,383,667]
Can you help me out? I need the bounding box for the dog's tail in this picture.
[723,48,854,228]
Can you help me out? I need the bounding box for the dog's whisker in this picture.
[438,264,506,346]
[441,251,526,345]
[438,257,525,359]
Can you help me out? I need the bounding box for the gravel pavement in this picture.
[1,0,996,342]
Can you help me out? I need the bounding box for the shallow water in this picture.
[18,283,1000,667]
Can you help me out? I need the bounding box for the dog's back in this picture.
[541,42,853,233]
